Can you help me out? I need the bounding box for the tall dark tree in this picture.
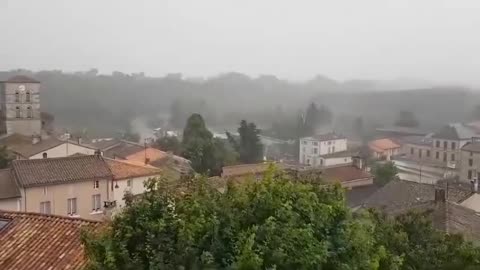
[304,103,319,136]
[156,136,181,155]
[394,111,419,128]
[0,146,12,169]
[353,116,364,138]
[181,114,217,175]
[228,120,263,164]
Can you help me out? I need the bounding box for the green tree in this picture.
[0,146,12,169]
[156,136,181,154]
[227,120,264,164]
[394,111,419,128]
[304,102,319,136]
[82,167,387,270]
[181,114,218,175]
[373,161,398,186]
[370,210,480,270]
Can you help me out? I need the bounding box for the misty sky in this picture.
[1,0,480,84]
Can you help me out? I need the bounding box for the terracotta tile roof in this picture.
[0,134,64,158]
[363,180,471,213]
[103,140,144,159]
[125,147,168,163]
[0,211,100,270]
[1,75,40,83]
[461,141,480,153]
[12,155,113,187]
[221,163,281,178]
[105,158,160,180]
[368,138,400,152]
[0,169,20,199]
[322,165,372,183]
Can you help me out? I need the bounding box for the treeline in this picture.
[0,69,477,137]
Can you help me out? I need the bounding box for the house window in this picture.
[15,107,21,118]
[302,141,307,145]
[40,201,51,214]
[15,91,19,102]
[469,159,473,166]
[451,154,455,161]
[26,106,32,118]
[436,140,440,148]
[313,148,318,154]
[418,149,422,158]
[443,141,448,149]
[127,179,132,187]
[320,159,324,165]
[92,194,101,211]
[332,146,335,152]
[93,180,99,189]
[25,91,31,102]
[67,198,77,215]
[468,170,472,180]
[410,148,414,155]
[42,152,47,159]
[426,150,430,157]
[328,147,331,153]
[436,151,440,159]
[313,142,318,146]
[451,142,456,150]
[306,159,311,165]
[443,152,447,162]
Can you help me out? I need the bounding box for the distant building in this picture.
[0,75,42,136]
[299,132,347,166]
[368,138,400,160]
[431,123,478,168]
[400,135,434,162]
[459,140,480,183]
[0,154,163,220]
[0,133,96,159]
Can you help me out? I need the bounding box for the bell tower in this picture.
[0,75,42,136]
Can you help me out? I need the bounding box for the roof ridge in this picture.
[0,210,101,224]
[12,154,103,163]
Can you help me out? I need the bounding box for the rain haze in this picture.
[1,0,480,84]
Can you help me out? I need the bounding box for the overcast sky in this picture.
[1,0,480,84]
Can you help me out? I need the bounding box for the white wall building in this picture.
[299,133,347,166]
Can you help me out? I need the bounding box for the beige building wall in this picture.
[23,178,111,221]
[432,139,470,167]
[0,198,21,211]
[459,149,480,183]
[402,143,435,163]
[29,143,96,159]
[112,174,159,209]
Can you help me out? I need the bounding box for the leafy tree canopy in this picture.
[373,161,398,186]
[227,120,263,164]
[81,165,480,270]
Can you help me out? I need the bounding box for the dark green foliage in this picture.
[82,168,385,269]
[0,146,12,169]
[181,114,236,175]
[155,136,181,154]
[82,166,480,270]
[227,120,263,164]
[394,111,420,128]
[373,161,398,186]
[370,210,480,270]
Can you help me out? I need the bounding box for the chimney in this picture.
[94,149,102,157]
[77,137,82,145]
[434,188,446,203]
[32,135,41,145]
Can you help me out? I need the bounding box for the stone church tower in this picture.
[0,75,42,136]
